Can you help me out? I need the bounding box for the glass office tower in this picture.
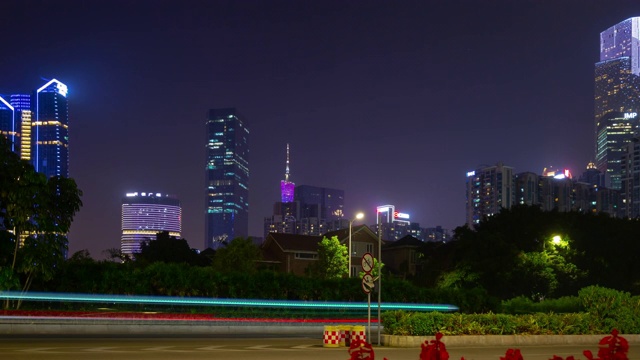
[33,79,69,178]
[205,108,249,249]
[595,18,640,189]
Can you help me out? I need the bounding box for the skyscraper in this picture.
[596,111,639,189]
[595,18,640,189]
[466,162,514,227]
[10,94,32,161]
[121,192,182,256]
[205,108,249,249]
[1,79,69,176]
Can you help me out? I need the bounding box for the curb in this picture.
[382,334,640,347]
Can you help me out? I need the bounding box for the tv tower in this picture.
[280,143,295,203]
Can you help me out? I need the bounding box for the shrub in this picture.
[578,286,639,333]
[501,295,582,314]
[381,310,624,336]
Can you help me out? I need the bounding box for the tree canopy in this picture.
[136,231,208,266]
[211,237,261,273]
[308,236,348,279]
[417,205,640,300]
[0,136,83,304]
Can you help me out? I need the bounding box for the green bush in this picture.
[501,295,582,314]
[381,310,605,336]
[578,285,640,333]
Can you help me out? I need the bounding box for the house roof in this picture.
[263,232,323,252]
[324,224,378,243]
[384,235,424,248]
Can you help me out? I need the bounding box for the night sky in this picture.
[1,1,639,258]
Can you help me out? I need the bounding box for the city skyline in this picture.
[1,1,638,257]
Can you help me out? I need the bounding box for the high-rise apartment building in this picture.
[205,108,249,249]
[465,162,514,227]
[0,79,68,175]
[121,192,182,256]
[595,18,640,189]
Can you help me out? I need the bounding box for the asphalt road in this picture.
[1,337,638,360]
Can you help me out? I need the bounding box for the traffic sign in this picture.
[361,252,374,274]
[362,273,374,294]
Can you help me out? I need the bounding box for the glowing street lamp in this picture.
[348,212,365,278]
[552,235,562,245]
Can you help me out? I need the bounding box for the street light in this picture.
[552,235,562,245]
[348,212,364,278]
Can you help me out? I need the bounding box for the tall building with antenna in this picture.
[265,144,297,236]
[280,143,294,203]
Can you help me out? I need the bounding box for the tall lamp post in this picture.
[348,212,364,278]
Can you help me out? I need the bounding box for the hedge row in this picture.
[47,262,498,313]
[383,286,640,335]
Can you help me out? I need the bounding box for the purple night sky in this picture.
[1,1,638,257]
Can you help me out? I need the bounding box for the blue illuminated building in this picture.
[32,79,69,178]
[0,79,69,177]
[205,108,249,249]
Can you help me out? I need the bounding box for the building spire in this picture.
[285,143,290,181]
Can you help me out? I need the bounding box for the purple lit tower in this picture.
[280,143,294,202]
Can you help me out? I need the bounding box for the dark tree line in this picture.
[415,205,640,300]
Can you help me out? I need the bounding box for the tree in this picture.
[309,236,348,279]
[136,231,204,265]
[211,237,261,273]
[0,136,83,307]
[102,247,132,263]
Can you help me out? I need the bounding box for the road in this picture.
[1,337,637,360]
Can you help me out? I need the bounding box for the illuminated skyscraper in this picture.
[32,79,69,178]
[10,94,32,161]
[280,143,294,203]
[596,111,639,189]
[121,192,182,256]
[1,79,67,170]
[205,108,249,249]
[595,18,640,189]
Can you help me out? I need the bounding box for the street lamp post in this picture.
[348,212,364,278]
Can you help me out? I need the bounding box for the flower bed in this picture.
[349,330,629,360]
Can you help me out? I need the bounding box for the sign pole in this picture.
[367,292,371,340]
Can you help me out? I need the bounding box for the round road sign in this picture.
[361,252,374,274]
[362,273,374,294]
